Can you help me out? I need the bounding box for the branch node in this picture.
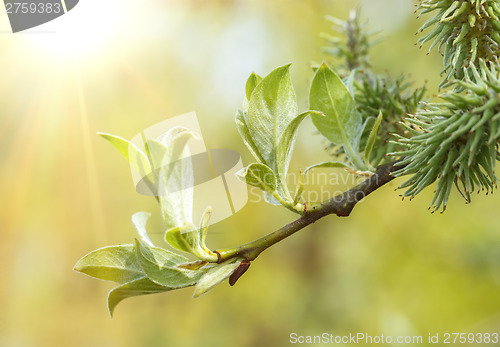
[214,250,222,264]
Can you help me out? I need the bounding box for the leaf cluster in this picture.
[74,129,246,315]
[236,61,381,212]
[75,59,382,313]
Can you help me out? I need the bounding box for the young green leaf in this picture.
[73,245,144,284]
[277,110,323,193]
[135,240,208,288]
[303,161,354,175]
[247,63,298,173]
[165,224,196,254]
[309,62,364,169]
[263,191,281,206]
[107,276,173,317]
[239,66,326,206]
[164,222,218,262]
[131,212,155,247]
[198,206,213,255]
[98,132,151,179]
[144,139,168,179]
[245,72,263,101]
[177,260,208,271]
[293,170,305,205]
[154,127,198,229]
[235,109,266,163]
[192,258,244,298]
[344,68,359,98]
[364,111,383,170]
[236,163,277,194]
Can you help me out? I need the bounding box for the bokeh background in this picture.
[1,0,500,346]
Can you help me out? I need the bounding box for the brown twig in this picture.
[216,161,405,262]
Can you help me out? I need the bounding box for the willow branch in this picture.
[216,161,405,262]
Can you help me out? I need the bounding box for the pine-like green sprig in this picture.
[416,0,500,87]
[321,9,377,72]
[390,60,500,212]
[354,72,426,166]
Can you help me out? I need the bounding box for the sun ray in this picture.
[74,64,107,244]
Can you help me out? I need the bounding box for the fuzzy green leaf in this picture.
[135,240,208,288]
[144,139,167,178]
[165,225,194,254]
[164,222,217,262]
[198,206,212,254]
[364,112,383,170]
[344,68,358,98]
[98,132,151,179]
[247,64,298,172]
[131,212,154,247]
[276,110,322,197]
[193,258,244,298]
[304,161,354,175]
[245,72,263,101]
[154,127,198,229]
[263,191,281,206]
[73,245,144,284]
[107,276,173,317]
[293,171,305,205]
[236,163,277,194]
[235,109,266,163]
[309,63,361,149]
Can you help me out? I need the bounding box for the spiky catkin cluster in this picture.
[388,0,500,212]
[417,0,500,87]
[391,60,500,212]
[355,73,426,166]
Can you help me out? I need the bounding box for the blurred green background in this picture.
[1,0,500,346]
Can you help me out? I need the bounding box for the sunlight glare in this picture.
[29,0,122,58]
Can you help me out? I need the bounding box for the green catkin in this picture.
[391,58,500,212]
[395,0,500,212]
[417,0,500,85]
